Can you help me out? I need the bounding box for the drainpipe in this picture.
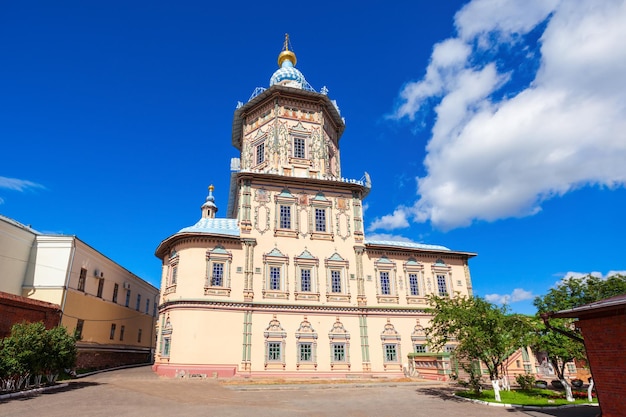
[60,239,77,323]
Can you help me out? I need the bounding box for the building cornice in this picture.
[159,299,430,316]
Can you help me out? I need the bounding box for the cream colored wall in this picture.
[0,217,37,295]
[63,291,155,348]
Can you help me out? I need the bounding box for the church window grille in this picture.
[270,266,281,290]
[279,205,291,229]
[409,273,419,296]
[437,274,448,296]
[211,263,224,286]
[301,269,311,292]
[384,344,398,362]
[299,343,312,361]
[380,271,391,295]
[315,208,326,232]
[267,342,281,361]
[293,137,306,159]
[256,142,265,165]
[332,343,346,362]
[331,270,342,293]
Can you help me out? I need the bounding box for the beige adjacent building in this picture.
[153,36,476,378]
[0,214,158,369]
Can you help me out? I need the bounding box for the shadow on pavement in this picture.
[0,381,100,404]
[415,386,467,403]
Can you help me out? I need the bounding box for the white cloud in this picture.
[485,287,534,305]
[367,208,410,231]
[553,270,626,286]
[0,176,45,192]
[365,233,416,243]
[384,0,626,231]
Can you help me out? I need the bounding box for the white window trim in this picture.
[374,257,398,304]
[324,255,350,302]
[262,249,289,299]
[404,260,425,304]
[274,190,298,238]
[294,255,320,301]
[205,247,233,296]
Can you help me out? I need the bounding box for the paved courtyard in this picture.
[0,366,600,417]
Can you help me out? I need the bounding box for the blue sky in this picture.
[2,0,625,315]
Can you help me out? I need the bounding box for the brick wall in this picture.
[577,312,626,417]
[76,348,152,371]
[0,291,61,338]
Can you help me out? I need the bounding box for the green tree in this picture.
[426,295,533,401]
[43,325,77,383]
[0,322,77,392]
[533,273,626,401]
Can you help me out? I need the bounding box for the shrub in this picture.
[0,322,77,392]
[571,379,583,388]
[516,373,536,390]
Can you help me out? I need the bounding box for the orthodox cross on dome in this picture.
[278,33,297,67]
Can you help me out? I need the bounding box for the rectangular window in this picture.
[78,268,87,292]
[299,343,312,362]
[112,283,119,303]
[445,345,455,352]
[293,137,306,159]
[331,270,342,293]
[523,364,532,373]
[119,325,125,341]
[315,208,326,232]
[409,273,419,296]
[211,263,224,286]
[279,205,291,229]
[171,265,178,285]
[332,343,345,362]
[437,275,448,296]
[125,290,131,308]
[414,344,427,353]
[137,329,142,343]
[163,337,171,356]
[567,363,576,373]
[267,342,281,361]
[380,271,391,295]
[256,142,265,165]
[385,344,398,362]
[75,319,84,340]
[136,293,141,311]
[145,298,150,314]
[269,266,281,290]
[97,278,104,298]
[300,269,311,292]
[153,302,157,317]
[110,323,116,340]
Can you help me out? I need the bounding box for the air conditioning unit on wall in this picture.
[94,269,104,278]
[123,282,131,290]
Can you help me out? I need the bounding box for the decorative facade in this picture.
[153,36,477,378]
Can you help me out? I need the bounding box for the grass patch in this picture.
[456,388,598,407]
